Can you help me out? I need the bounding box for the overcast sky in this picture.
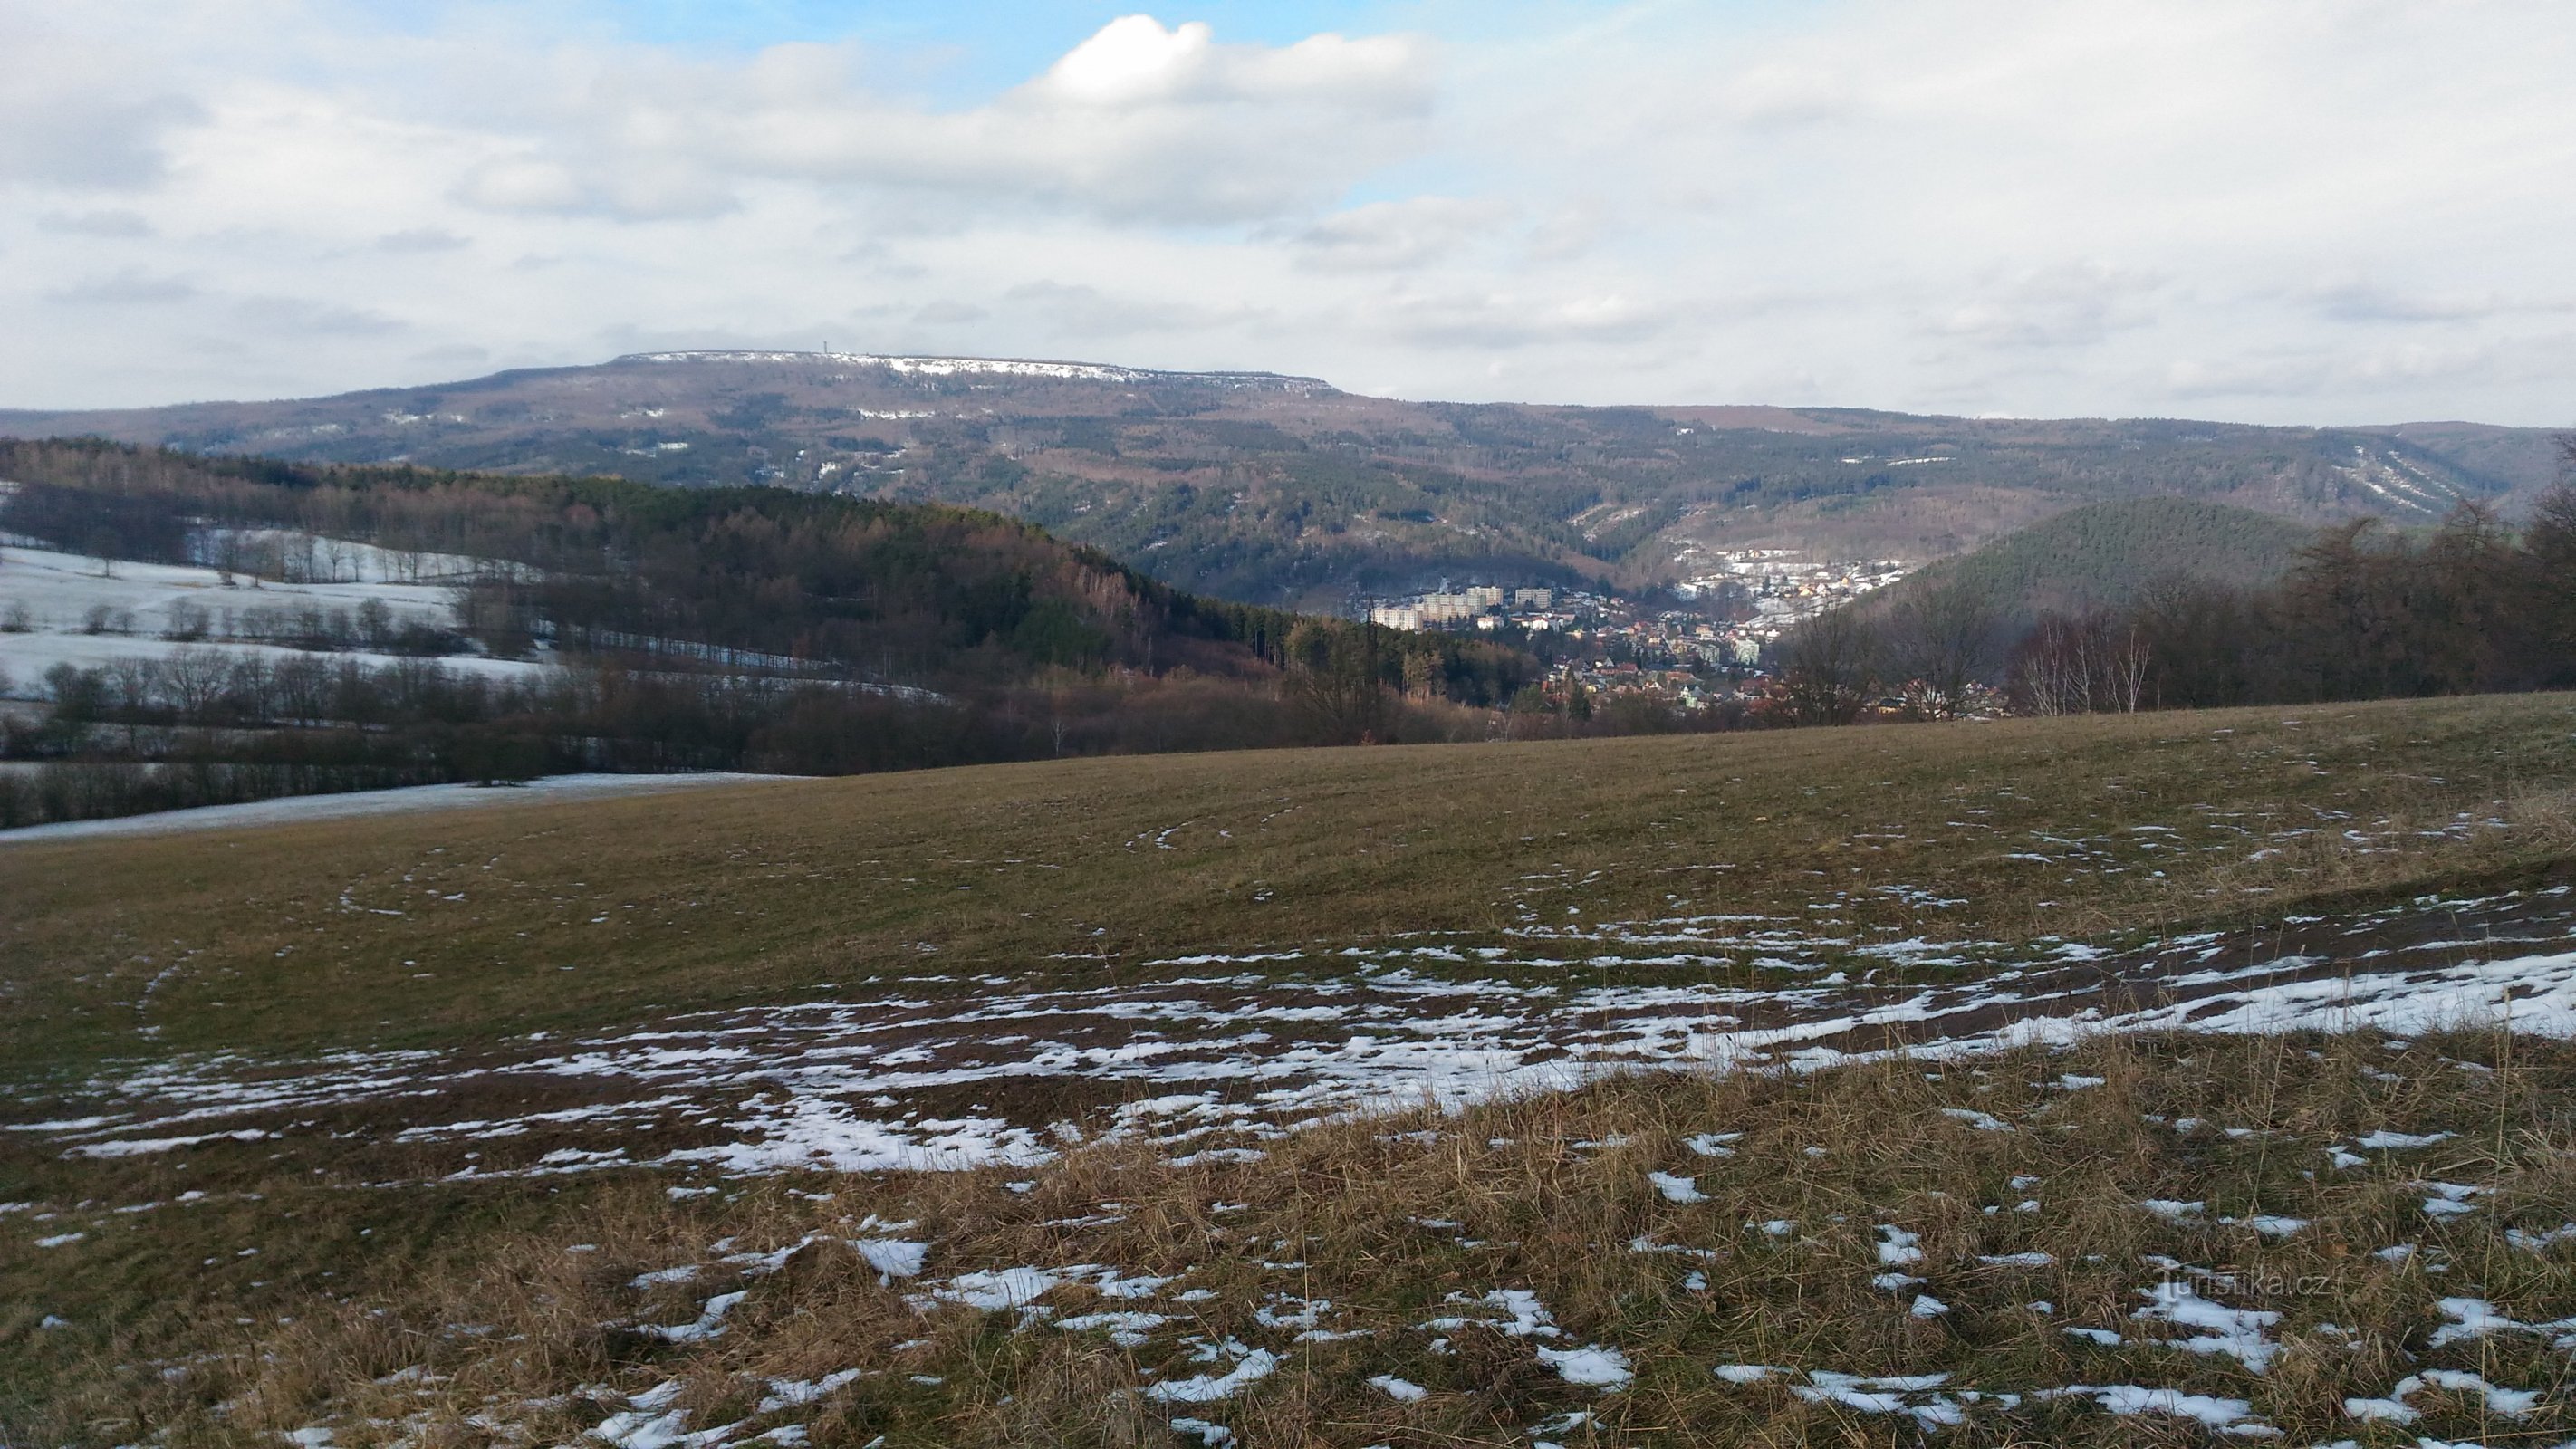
[5,1,2571,424]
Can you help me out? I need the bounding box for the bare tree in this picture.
[1768,609,1880,726]
[2010,609,2149,715]
[102,657,160,749]
[160,646,233,722]
[1887,574,2000,718]
[229,653,275,724]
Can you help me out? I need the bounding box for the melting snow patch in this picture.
[1369,1375,1428,1402]
[1534,1345,1632,1389]
[2346,1370,2538,1424]
[1876,1224,1924,1266]
[1421,1288,1559,1339]
[2041,1385,2272,1436]
[1054,1311,1169,1348]
[2354,1129,2454,1150]
[1788,1371,1963,1428]
[912,1266,1071,1312]
[851,1238,926,1281]
[71,1129,270,1157]
[1144,1347,1278,1404]
[2130,1282,2279,1372]
[1648,1171,1709,1204]
[2418,1182,2480,1219]
[635,1290,746,1343]
[2424,1296,2537,1349]
[2507,1223,2576,1252]
[757,1369,865,1413]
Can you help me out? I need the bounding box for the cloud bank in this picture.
[0,1,2569,426]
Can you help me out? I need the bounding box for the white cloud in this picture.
[447,18,1435,224]
[0,1,2570,425]
[1286,197,1514,272]
[0,12,203,188]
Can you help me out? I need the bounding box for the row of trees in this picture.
[0,644,1540,825]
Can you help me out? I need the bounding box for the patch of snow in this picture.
[1648,1170,1709,1204]
[1535,1345,1632,1389]
[1142,1347,1279,1404]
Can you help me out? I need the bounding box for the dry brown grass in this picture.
[14,695,2576,1444]
[18,1030,2573,1447]
[5,694,2576,1076]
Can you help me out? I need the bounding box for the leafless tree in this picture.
[1769,609,1880,726]
[1887,574,2000,718]
[160,646,234,721]
[102,657,160,749]
[229,653,275,723]
[2011,609,2148,715]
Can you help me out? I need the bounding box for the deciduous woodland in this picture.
[0,440,1532,824]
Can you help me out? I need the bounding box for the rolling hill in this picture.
[4,351,2561,610]
[0,438,1534,826]
[1860,496,2321,635]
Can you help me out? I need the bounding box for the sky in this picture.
[4,1,2571,425]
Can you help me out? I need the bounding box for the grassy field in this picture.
[9,695,2576,1444]
[9,694,2576,1070]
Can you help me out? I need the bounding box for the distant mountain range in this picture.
[5,351,2562,610]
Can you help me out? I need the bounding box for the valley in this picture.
[6,352,2560,613]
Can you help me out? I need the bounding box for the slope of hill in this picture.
[6,696,2576,1444]
[0,439,1533,825]
[5,352,2560,610]
[1865,496,2320,633]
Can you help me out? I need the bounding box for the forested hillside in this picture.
[0,439,1532,825]
[5,352,2561,609]
[1860,497,2316,635]
[1771,441,2576,723]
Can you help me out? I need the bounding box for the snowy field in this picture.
[0,542,541,693]
[14,884,2571,1183]
[0,772,790,845]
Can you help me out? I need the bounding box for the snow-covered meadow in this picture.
[0,541,538,696]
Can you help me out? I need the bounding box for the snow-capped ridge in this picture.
[616,350,1331,393]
